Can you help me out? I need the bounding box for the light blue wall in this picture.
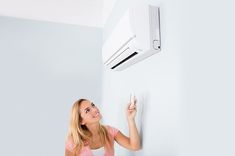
[0,16,102,156]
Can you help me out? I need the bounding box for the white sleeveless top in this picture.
[91,147,105,156]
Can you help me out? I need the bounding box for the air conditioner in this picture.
[102,5,161,71]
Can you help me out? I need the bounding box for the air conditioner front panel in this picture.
[102,9,135,62]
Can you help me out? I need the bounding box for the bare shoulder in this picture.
[65,148,73,156]
[104,125,119,137]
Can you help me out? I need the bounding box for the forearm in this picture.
[128,118,141,150]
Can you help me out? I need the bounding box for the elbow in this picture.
[129,138,141,151]
[132,147,141,151]
[131,144,141,151]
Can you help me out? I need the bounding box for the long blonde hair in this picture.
[66,99,111,155]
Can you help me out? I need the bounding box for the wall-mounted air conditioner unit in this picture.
[102,5,161,71]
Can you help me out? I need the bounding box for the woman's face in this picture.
[79,100,102,125]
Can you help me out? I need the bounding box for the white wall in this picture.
[0,16,102,156]
[101,0,235,156]
[102,0,118,26]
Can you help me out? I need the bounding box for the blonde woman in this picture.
[65,98,140,156]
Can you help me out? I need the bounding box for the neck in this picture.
[86,123,101,135]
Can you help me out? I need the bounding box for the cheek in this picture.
[80,114,86,123]
[81,113,92,121]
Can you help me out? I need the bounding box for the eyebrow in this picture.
[83,102,93,112]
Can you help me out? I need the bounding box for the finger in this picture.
[126,103,131,109]
[128,105,136,110]
[134,97,137,104]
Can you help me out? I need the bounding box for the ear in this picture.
[80,119,85,125]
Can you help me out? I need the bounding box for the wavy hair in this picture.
[66,99,111,155]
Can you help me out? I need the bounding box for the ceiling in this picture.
[0,0,104,27]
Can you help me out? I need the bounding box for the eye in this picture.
[85,108,90,113]
[91,103,95,107]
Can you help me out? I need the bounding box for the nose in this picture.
[91,106,98,113]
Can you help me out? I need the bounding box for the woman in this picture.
[65,98,141,156]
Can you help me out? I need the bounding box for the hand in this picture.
[126,98,137,120]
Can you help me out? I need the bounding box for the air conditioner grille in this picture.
[111,52,138,69]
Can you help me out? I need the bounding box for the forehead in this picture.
[79,100,92,110]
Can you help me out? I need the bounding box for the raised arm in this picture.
[114,100,141,151]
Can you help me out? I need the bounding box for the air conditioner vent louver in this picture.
[111,52,138,69]
[104,36,136,65]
